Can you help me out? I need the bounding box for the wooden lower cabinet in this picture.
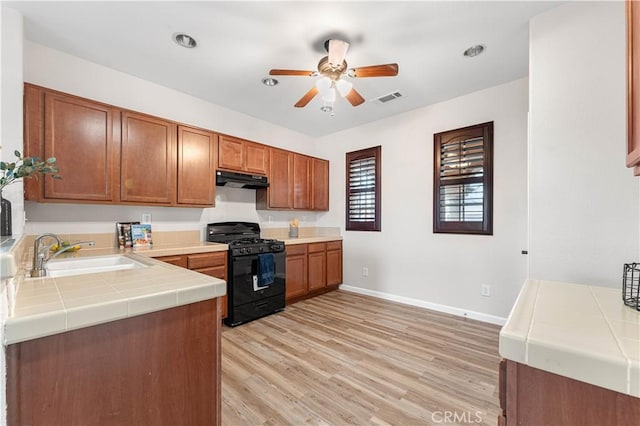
[499,359,640,425]
[285,244,308,299]
[326,241,343,285]
[285,240,342,304]
[307,243,326,291]
[7,299,221,426]
[155,251,228,319]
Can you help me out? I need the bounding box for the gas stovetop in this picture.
[206,222,285,256]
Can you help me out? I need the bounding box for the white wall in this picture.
[22,42,318,236]
[315,78,529,321]
[0,7,24,425]
[1,8,24,236]
[529,1,638,287]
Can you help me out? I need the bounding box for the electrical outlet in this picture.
[141,213,151,224]
[362,267,369,277]
[481,285,491,297]
[268,216,273,224]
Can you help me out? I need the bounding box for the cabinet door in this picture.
[218,135,244,171]
[286,253,308,299]
[244,142,267,175]
[194,266,228,319]
[326,242,343,286]
[293,154,311,210]
[311,158,329,211]
[121,112,176,204]
[177,126,216,206]
[43,91,119,201]
[307,243,326,291]
[268,148,293,209]
[628,0,640,174]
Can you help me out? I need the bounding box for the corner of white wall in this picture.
[0,5,23,424]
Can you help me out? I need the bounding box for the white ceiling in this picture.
[5,1,563,137]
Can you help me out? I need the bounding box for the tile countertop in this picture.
[281,236,342,245]
[4,240,228,345]
[499,280,640,398]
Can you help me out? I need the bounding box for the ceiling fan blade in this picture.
[269,69,315,76]
[344,88,365,107]
[351,63,399,78]
[294,86,319,108]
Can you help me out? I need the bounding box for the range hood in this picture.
[216,170,269,189]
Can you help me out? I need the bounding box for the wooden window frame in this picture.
[346,146,381,232]
[433,122,493,235]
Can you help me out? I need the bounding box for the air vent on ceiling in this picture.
[376,91,403,104]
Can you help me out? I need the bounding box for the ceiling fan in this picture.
[269,39,399,111]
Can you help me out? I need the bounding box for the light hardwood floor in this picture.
[221,290,502,426]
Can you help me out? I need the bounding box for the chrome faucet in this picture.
[30,234,95,277]
[48,241,95,260]
[30,233,62,277]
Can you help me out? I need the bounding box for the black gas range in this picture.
[207,222,285,326]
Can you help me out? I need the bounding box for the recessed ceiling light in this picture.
[262,77,278,87]
[173,33,197,49]
[463,44,485,58]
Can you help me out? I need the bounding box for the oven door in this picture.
[229,252,285,307]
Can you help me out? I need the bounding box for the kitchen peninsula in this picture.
[3,236,227,425]
[498,280,640,425]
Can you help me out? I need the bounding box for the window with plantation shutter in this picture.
[433,122,493,235]
[346,146,381,231]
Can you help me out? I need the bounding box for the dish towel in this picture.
[258,253,275,287]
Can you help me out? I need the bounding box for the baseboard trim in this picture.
[340,285,506,326]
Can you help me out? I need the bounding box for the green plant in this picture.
[0,150,60,191]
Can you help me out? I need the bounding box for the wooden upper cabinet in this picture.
[218,135,267,175]
[293,154,311,210]
[266,148,293,209]
[245,142,268,175]
[121,112,176,204]
[218,135,243,171]
[23,85,120,202]
[311,158,329,211]
[177,126,217,206]
[628,0,640,175]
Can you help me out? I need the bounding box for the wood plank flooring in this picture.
[221,290,502,425]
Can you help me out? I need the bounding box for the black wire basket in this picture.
[623,263,640,311]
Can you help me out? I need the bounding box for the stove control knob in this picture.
[259,246,265,252]
[241,248,247,254]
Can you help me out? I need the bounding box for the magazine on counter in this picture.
[116,221,139,249]
[131,224,153,249]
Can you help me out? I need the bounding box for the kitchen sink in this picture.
[44,254,149,278]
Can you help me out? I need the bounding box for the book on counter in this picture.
[116,221,139,249]
[131,224,153,249]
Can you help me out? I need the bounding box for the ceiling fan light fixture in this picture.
[328,39,349,68]
[336,79,353,97]
[316,76,332,95]
[173,32,197,49]
[322,87,336,103]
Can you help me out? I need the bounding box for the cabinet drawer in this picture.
[187,252,226,269]
[193,265,227,280]
[155,255,188,268]
[286,244,307,256]
[308,242,326,253]
[326,240,342,251]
